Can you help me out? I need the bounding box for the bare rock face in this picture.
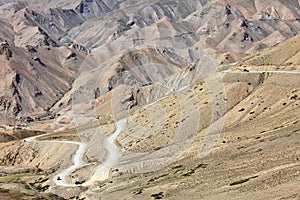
[0,41,12,59]
[0,0,300,121]
[0,1,300,200]
[237,34,300,68]
[0,44,85,121]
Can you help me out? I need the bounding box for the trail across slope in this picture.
[23,69,300,188]
[83,119,127,186]
[25,131,86,187]
[24,118,127,187]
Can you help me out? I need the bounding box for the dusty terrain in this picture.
[0,0,299,199]
[1,0,300,120]
[0,52,299,199]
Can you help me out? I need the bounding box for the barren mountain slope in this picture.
[0,30,299,199]
[0,42,86,122]
[1,0,300,120]
[84,72,300,200]
[0,0,299,200]
[235,34,300,71]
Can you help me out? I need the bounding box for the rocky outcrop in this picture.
[0,44,85,121]
[0,41,12,59]
[0,0,300,121]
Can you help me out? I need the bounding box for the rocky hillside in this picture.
[236,34,300,70]
[0,0,300,122]
[0,38,299,199]
[0,42,86,122]
[0,1,299,199]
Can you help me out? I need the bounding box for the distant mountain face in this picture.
[1,0,298,52]
[0,42,86,122]
[235,34,300,71]
[0,0,14,6]
[0,0,300,122]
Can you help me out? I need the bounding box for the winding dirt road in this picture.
[24,69,300,187]
[25,118,127,187]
